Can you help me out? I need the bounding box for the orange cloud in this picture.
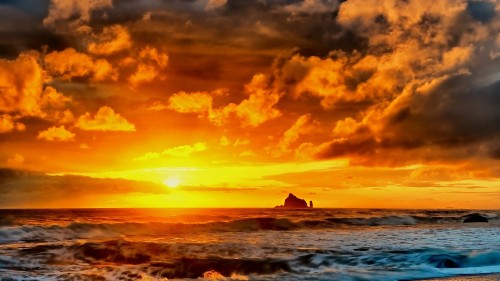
[0,53,75,128]
[45,109,75,125]
[138,46,169,68]
[87,25,133,56]
[134,142,207,161]
[273,53,398,109]
[0,52,44,116]
[271,114,316,157]
[230,74,282,127]
[168,91,213,114]
[128,64,160,87]
[37,126,76,142]
[43,0,113,26]
[75,106,136,132]
[0,115,25,134]
[44,48,117,81]
[219,136,250,147]
[128,47,168,87]
[205,0,228,11]
[169,75,282,127]
[6,154,25,167]
[39,86,71,109]
[162,142,207,157]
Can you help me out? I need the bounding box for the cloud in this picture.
[163,142,207,157]
[271,52,394,109]
[39,86,71,109]
[229,73,282,127]
[44,48,118,81]
[6,154,24,167]
[282,0,339,15]
[256,0,500,165]
[168,75,282,127]
[0,168,168,207]
[76,106,136,132]
[270,114,317,157]
[168,91,213,114]
[219,136,250,147]
[37,126,76,142]
[0,115,25,133]
[134,142,207,161]
[0,52,44,116]
[238,150,257,157]
[87,25,133,56]
[205,0,228,11]
[128,47,169,87]
[43,0,113,26]
[0,52,76,129]
[38,87,75,124]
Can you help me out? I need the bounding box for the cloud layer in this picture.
[0,0,499,207]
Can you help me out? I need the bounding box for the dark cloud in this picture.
[384,76,500,148]
[467,0,496,23]
[0,0,49,19]
[0,168,168,206]
[0,4,69,56]
[103,0,360,57]
[316,135,377,159]
[315,72,500,160]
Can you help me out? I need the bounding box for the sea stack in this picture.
[275,193,313,209]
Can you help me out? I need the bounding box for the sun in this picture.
[164,177,181,188]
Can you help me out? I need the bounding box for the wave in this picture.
[325,215,419,226]
[0,218,301,243]
[0,213,496,243]
[4,240,500,280]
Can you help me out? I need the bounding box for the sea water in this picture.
[0,208,498,281]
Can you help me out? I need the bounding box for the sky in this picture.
[0,0,499,209]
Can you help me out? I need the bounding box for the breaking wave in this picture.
[0,214,497,243]
[4,240,500,280]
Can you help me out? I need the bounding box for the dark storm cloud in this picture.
[0,3,70,57]
[317,76,500,158]
[467,0,496,23]
[315,67,500,160]
[0,0,49,18]
[386,77,500,147]
[103,0,359,57]
[0,168,168,206]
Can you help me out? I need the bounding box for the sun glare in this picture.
[164,178,181,188]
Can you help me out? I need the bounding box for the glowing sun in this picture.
[164,178,181,188]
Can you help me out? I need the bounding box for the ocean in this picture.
[0,208,498,281]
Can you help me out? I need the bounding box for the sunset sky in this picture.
[1,0,499,209]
